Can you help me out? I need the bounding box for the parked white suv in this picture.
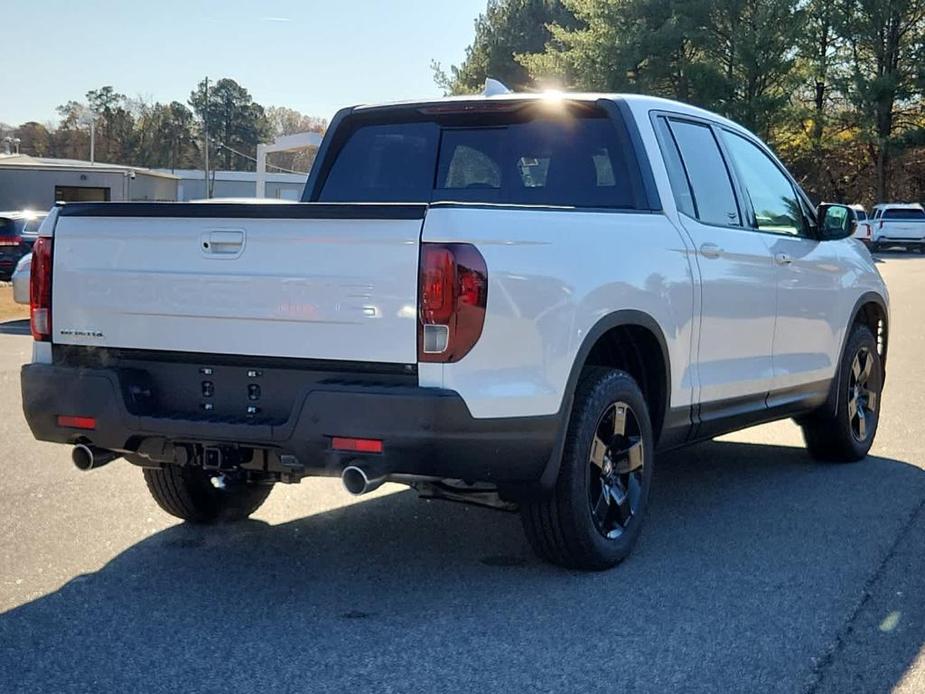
[21,93,889,570]
[870,203,925,251]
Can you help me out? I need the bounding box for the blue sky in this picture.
[1,0,487,126]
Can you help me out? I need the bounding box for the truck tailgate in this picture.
[880,221,925,239]
[50,203,425,364]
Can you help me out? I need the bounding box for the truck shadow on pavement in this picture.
[1,440,923,693]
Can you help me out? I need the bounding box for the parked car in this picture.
[851,204,873,246]
[0,210,46,281]
[20,92,889,570]
[11,253,30,304]
[869,203,925,252]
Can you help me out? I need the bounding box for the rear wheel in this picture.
[801,324,882,462]
[521,368,654,571]
[143,466,273,523]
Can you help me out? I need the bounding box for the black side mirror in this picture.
[817,203,857,240]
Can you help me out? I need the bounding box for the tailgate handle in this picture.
[202,230,245,256]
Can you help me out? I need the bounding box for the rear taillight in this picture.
[0,236,19,246]
[418,243,487,363]
[30,236,52,342]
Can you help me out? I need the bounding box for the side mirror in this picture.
[817,203,857,240]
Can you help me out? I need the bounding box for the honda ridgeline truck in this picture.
[22,93,889,570]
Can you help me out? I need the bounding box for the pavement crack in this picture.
[802,494,925,694]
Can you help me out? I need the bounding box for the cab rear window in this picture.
[317,107,639,209]
[883,208,925,220]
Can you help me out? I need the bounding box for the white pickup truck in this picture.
[869,203,925,252]
[22,93,889,570]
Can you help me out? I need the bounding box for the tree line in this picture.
[434,0,925,206]
[8,78,325,174]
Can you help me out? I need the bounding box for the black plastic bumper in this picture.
[21,362,556,485]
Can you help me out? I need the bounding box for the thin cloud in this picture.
[260,17,291,22]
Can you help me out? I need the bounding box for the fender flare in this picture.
[537,310,672,490]
[813,291,889,421]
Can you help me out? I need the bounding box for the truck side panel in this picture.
[419,205,696,419]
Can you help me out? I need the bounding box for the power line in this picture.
[215,142,308,175]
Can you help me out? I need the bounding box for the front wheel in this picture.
[143,465,273,523]
[521,368,654,571]
[801,324,882,462]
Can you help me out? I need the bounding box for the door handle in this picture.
[775,253,793,266]
[202,230,245,256]
[700,242,723,259]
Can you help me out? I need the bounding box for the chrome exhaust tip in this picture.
[72,444,119,471]
[341,464,386,496]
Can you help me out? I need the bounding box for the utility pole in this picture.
[89,120,95,164]
[203,76,211,198]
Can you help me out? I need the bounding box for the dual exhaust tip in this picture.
[71,446,386,496]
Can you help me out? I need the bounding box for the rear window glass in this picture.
[319,122,440,202]
[0,219,22,236]
[884,208,925,220]
[318,110,637,208]
[21,217,45,235]
[855,210,867,221]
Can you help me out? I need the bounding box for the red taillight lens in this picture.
[418,243,487,363]
[30,236,52,342]
[0,236,19,246]
[420,247,456,325]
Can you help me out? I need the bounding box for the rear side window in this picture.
[856,210,868,221]
[318,110,638,208]
[884,208,925,220]
[666,120,740,226]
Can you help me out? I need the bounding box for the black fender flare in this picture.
[537,309,672,490]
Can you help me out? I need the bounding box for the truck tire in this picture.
[143,466,273,523]
[521,367,654,571]
[800,324,882,462]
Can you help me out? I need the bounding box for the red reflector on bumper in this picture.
[57,415,96,430]
[331,437,383,454]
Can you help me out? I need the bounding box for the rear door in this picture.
[655,115,777,406]
[51,204,426,364]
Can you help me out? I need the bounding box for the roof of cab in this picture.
[351,91,752,137]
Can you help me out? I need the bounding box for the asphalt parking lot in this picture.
[0,255,923,694]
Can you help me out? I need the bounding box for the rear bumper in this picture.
[21,362,556,486]
[872,236,925,244]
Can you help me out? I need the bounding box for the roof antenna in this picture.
[483,78,512,96]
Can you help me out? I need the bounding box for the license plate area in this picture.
[120,361,300,423]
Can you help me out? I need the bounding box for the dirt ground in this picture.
[0,284,28,322]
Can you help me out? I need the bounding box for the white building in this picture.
[0,155,178,210]
[157,169,307,201]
